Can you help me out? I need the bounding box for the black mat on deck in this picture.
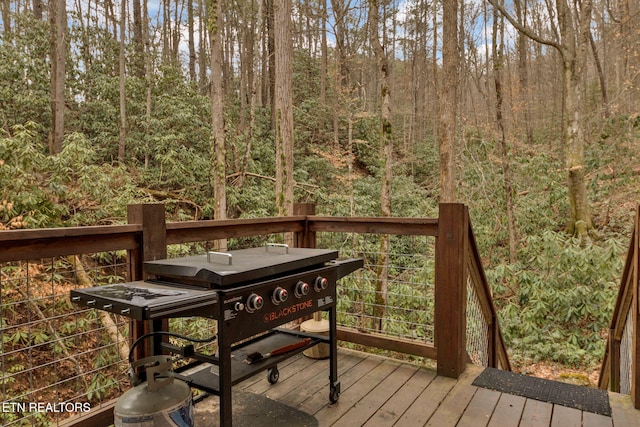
[193,390,318,427]
[472,367,611,416]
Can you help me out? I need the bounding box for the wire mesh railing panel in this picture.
[466,274,489,367]
[620,307,633,394]
[316,232,435,344]
[0,253,130,426]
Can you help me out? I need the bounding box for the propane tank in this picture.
[114,355,193,427]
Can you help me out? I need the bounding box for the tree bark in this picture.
[118,0,127,163]
[438,0,458,202]
[208,0,228,247]
[493,2,518,264]
[368,0,392,332]
[131,0,144,77]
[49,0,66,155]
[187,0,197,82]
[274,0,295,224]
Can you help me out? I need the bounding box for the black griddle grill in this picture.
[70,244,363,427]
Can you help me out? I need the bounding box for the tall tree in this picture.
[208,0,227,235]
[492,1,517,264]
[118,0,127,163]
[368,0,393,332]
[438,0,459,202]
[49,0,66,154]
[490,0,595,236]
[274,0,295,222]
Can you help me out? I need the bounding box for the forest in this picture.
[1,0,639,384]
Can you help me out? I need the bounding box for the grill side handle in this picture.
[332,258,365,280]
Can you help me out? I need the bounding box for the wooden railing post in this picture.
[435,203,468,378]
[127,203,167,359]
[294,203,316,248]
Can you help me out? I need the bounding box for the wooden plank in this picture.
[313,358,397,426]
[457,387,501,427]
[582,411,613,427]
[487,393,526,427]
[0,231,139,263]
[56,400,116,427]
[165,216,306,245]
[633,206,640,409]
[362,368,437,427]
[281,353,363,408]
[240,353,317,395]
[519,398,553,427]
[256,355,338,402]
[300,354,384,416]
[308,216,438,236]
[337,327,437,359]
[393,373,457,426]
[609,392,640,427]
[336,362,417,426]
[425,368,478,426]
[550,405,582,427]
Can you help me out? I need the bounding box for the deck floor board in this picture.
[200,348,640,426]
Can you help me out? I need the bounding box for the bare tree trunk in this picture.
[490,0,595,236]
[2,0,11,36]
[265,0,276,130]
[131,0,144,77]
[118,0,127,163]
[558,0,594,236]
[208,0,227,249]
[320,0,327,105]
[198,1,209,95]
[187,0,197,82]
[514,0,533,144]
[239,0,264,188]
[143,0,152,168]
[368,0,392,332]
[493,2,517,264]
[274,0,295,228]
[33,0,44,20]
[438,0,458,202]
[49,0,66,155]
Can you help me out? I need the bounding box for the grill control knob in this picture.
[314,276,328,292]
[246,293,264,312]
[294,281,310,298]
[272,287,288,304]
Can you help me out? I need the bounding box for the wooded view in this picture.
[1,0,639,384]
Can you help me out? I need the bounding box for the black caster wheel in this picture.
[267,367,279,384]
[329,386,340,403]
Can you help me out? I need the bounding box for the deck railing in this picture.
[0,203,509,426]
[599,205,640,409]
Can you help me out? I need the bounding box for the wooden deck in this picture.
[195,348,640,427]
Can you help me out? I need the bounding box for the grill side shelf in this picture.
[173,330,326,394]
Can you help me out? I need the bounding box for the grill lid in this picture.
[144,245,339,288]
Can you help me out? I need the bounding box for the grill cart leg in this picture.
[328,305,340,403]
[217,294,233,427]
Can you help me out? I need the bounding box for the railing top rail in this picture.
[308,216,439,236]
[0,224,142,263]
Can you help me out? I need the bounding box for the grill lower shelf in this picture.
[174,330,325,394]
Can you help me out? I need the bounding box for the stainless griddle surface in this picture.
[144,247,338,288]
